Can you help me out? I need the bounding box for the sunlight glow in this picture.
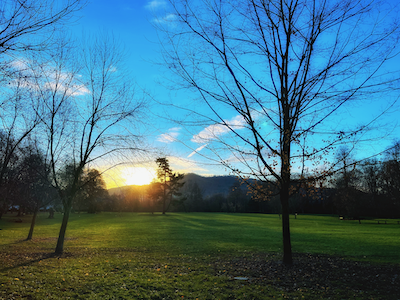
[121,167,156,186]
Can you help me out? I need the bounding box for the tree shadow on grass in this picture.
[0,250,75,272]
[0,237,81,272]
[0,236,77,247]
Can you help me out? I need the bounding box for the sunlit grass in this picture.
[1,212,399,262]
[1,212,399,299]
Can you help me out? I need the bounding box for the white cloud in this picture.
[10,58,29,70]
[153,13,177,24]
[44,81,90,97]
[108,65,117,73]
[188,144,208,158]
[192,115,246,143]
[9,57,90,97]
[188,115,246,157]
[157,127,181,143]
[145,0,167,10]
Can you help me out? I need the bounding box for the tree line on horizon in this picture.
[102,143,400,220]
[2,144,399,221]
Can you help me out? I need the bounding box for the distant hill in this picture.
[181,173,244,197]
[108,184,146,196]
[108,173,247,198]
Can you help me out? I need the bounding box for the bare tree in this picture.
[380,141,400,210]
[361,159,380,196]
[13,142,55,240]
[0,130,20,218]
[331,146,363,219]
[29,36,145,254]
[158,0,400,264]
[0,0,85,85]
[0,0,84,217]
[333,146,358,190]
[0,69,41,218]
[0,0,83,55]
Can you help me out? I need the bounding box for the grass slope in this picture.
[0,213,399,299]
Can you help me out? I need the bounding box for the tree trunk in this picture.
[162,181,166,214]
[26,204,39,240]
[55,203,71,254]
[165,194,173,213]
[162,198,166,214]
[280,185,293,265]
[17,206,24,217]
[0,202,5,220]
[281,110,293,265]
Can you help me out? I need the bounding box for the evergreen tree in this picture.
[153,158,184,214]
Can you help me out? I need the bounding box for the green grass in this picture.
[1,212,399,299]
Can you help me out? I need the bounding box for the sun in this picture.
[121,167,156,186]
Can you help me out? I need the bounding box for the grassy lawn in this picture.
[0,212,399,299]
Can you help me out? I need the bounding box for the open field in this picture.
[1,213,399,299]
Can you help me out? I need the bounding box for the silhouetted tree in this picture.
[205,193,226,212]
[380,141,400,217]
[153,157,185,214]
[28,36,145,254]
[0,0,83,57]
[0,0,84,218]
[227,181,248,212]
[362,159,380,196]
[72,169,108,213]
[359,158,380,216]
[0,131,19,218]
[159,0,400,264]
[333,147,359,190]
[184,181,203,212]
[147,181,162,213]
[332,146,362,218]
[15,144,55,240]
[0,73,41,218]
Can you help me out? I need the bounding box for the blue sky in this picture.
[74,1,162,89]
[70,0,400,188]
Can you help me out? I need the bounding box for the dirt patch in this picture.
[213,253,400,299]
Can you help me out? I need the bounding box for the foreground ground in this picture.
[0,213,399,299]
